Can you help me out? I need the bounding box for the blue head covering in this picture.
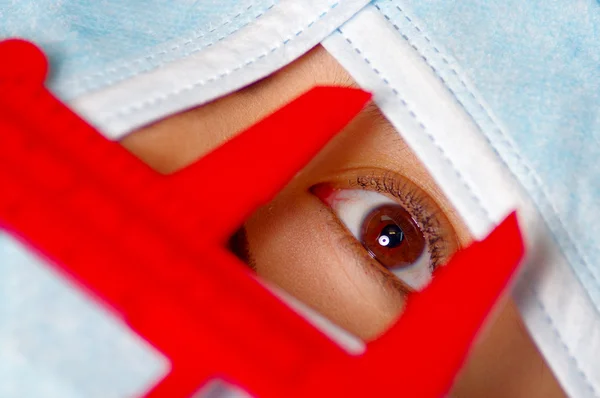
[1,1,599,396]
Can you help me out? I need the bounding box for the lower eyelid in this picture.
[319,199,412,295]
[341,232,412,295]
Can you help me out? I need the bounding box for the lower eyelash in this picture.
[322,203,412,294]
[351,172,454,270]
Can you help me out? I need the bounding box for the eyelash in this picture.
[349,172,452,271]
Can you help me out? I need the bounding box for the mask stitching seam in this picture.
[374,2,598,392]
[341,9,598,392]
[530,285,599,397]
[375,1,600,302]
[62,1,278,91]
[333,30,595,392]
[99,1,341,125]
[337,28,492,224]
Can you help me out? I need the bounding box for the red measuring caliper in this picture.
[0,39,524,397]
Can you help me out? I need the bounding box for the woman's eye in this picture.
[311,175,458,291]
[361,203,426,269]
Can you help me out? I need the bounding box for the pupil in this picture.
[360,204,426,271]
[378,224,404,248]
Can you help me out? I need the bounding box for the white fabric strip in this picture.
[324,7,515,240]
[322,6,600,397]
[71,0,371,139]
[265,282,365,355]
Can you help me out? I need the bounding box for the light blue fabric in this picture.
[2,0,600,396]
[373,0,600,308]
[0,0,277,100]
[0,2,286,395]
[0,232,167,398]
[1,3,283,395]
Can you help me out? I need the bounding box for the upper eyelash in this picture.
[349,172,451,270]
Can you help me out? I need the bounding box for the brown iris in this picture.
[360,204,426,269]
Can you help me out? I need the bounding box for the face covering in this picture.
[321,2,600,398]
[0,0,370,138]
[1,1,599,397]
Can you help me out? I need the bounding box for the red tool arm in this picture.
[0,39,524,398]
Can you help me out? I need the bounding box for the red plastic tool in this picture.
[0,39,524,397]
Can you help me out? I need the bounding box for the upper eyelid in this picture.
[348,172,447,227]
[350,172,417,203]
[350,169,461,234]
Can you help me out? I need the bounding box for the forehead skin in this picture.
[121,46,564,398]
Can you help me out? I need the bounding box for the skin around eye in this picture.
[311,168,460,291]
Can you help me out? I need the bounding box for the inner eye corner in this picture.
[309,183,334,201]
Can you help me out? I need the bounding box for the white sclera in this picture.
[323,189,432,290]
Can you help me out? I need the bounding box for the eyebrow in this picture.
[363,102,385,124]
[363,102,410,152]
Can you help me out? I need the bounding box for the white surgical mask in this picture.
[1,1,599,397]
